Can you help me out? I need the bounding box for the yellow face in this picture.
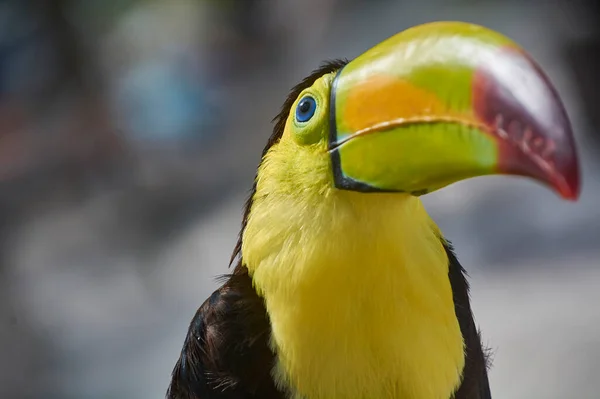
[255,73,337,205]
[288,74,333,146]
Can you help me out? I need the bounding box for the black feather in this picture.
[167,268,283,399]
[445,241,492,399]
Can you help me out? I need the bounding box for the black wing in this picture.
[445,242,492,399]
[166,267,285,399]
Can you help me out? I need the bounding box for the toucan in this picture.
[167,22,580,399]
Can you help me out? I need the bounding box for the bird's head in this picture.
[238,22,581,278]
[254,21,580,206]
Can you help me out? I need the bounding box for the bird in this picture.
[166,21,580,399]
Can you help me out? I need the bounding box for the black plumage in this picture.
[167,61,491,399]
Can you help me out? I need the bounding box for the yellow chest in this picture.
[243,193,465,399]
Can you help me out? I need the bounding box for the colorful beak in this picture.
[329,22,580,200]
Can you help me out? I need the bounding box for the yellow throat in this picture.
[242,186,465,399]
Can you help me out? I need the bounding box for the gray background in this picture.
[1,0,599,398]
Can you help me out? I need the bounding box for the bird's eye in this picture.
[295,96,317,123]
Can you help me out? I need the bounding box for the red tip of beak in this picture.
[473,47,581,201]
[552,155,580,200]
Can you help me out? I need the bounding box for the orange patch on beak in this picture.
[342,76,450,132]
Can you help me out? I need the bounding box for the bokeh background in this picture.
[1,0,599,398]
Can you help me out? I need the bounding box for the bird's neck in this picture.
[242,191,465,399]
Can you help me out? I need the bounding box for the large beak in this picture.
[329,22,580,200]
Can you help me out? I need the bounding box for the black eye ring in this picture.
[295,96,317,123]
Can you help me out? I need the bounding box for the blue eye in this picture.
[295,96,317,123]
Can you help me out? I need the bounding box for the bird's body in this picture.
[167,22,580,399]
[247,191,466,399]
[168,241,490,399]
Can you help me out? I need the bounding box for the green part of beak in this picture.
[331,121,497,195]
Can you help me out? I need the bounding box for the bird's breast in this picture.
[264,245,465,399]
[244,194,466,399]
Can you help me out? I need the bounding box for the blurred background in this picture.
[0,0,599,398]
